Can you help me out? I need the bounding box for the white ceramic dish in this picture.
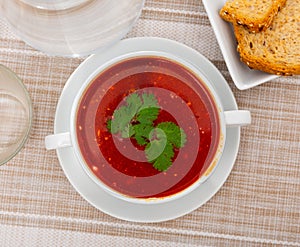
[202,0,278,90]
[53,37,240,222]
[45,50,250,204]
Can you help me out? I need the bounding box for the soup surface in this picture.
[76,56,220,198]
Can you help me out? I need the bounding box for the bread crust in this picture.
[220,0,287,33]
[233,0,300,75]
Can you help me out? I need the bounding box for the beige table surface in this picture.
[0,0,299,246]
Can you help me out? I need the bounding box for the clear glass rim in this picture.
[18,0,93,11]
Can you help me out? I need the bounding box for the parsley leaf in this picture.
[109,93,142,138]
[126,93,143,113]
[145,122,186,171]
[141,93,158,109]
[106,119,112,132]
[132,123,154,146]
[146,141,173,172]
[106,92,187,172]
[136,107,159,125]
[156,122,187,148]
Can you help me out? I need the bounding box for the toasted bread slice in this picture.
[220,0,287,33]
[233,0,300,75]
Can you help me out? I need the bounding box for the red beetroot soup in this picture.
[76,56,220,199]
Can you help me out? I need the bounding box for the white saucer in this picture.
[54,37,240,222]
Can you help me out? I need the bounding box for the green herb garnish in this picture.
[107,92,187,172]
[145,122,187,171]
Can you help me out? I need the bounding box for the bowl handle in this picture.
[45,132,72,150]
[224,110,251,127]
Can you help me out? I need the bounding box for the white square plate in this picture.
[202,0,278,90]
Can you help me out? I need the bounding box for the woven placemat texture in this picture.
[0,0,299,246]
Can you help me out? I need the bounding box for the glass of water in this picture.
[0,65,32,165]
[0,0,145,56]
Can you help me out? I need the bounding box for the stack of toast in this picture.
[219,0,300,75]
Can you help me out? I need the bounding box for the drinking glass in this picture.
[0,0,145,56]
[0,65,32,165]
